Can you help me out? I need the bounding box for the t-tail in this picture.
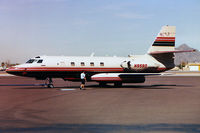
[148,25,176,54]
[148,25,195,70]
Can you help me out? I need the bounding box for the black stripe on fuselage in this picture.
[153,41,175,46]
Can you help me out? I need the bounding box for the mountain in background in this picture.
[175,44,200,65]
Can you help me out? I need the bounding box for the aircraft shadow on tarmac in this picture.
[86,84,193,90]
[0,84,46,87]
[0,123,199,133]
[0,84,193,90]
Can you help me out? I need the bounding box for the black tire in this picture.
[47,84,54,88]
[99,82,107,87]
[114,82,122,87]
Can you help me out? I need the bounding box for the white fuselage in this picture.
[13,54,165,72]
[6,54,168,81]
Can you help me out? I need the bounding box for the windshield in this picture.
[26,59,36,63]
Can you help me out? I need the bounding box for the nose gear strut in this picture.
[45,77,54,88]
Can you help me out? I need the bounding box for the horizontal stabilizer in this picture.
[149,49,196,55]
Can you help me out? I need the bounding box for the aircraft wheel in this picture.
[47,84,54,88]
[114,82,122,87]
[99,82,107,87]
[45,77,54,88]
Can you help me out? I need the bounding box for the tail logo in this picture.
[160,32,171,37]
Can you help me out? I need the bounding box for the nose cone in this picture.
[6,67,26,76]
[6,67,15,73]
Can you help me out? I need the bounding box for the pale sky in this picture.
[0,0,200,63]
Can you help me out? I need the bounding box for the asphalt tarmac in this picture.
[0,75,200,133]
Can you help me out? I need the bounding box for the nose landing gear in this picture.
[45,77,54,88]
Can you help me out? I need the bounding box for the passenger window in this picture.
[37,60,43,63]
[81,62,85,66]
[90,62,94,66]
[100,62,104,66]
[71,62,75,66]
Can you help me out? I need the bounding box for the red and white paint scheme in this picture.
[6,26,194,88]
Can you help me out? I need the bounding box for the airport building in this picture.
[186,63,200,71]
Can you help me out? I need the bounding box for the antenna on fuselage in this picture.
[90,52,95,57]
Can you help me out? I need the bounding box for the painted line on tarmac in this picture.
[60,88,76,91]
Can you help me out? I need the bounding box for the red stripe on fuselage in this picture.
[156,68,167,71]
[7,67,124,72]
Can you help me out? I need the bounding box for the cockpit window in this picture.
[37,60,43,63]
[26,59,36,63]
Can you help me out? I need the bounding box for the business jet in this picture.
[6,26,194,88]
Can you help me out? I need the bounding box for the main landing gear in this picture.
[114,82,122,87]
[99,82,107,87]
[45,77,54,88]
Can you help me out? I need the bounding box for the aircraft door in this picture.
[120,60,132,69]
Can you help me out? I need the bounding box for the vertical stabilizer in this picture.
[148,25,176,54]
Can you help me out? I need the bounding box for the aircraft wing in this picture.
[91,73,170,82]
